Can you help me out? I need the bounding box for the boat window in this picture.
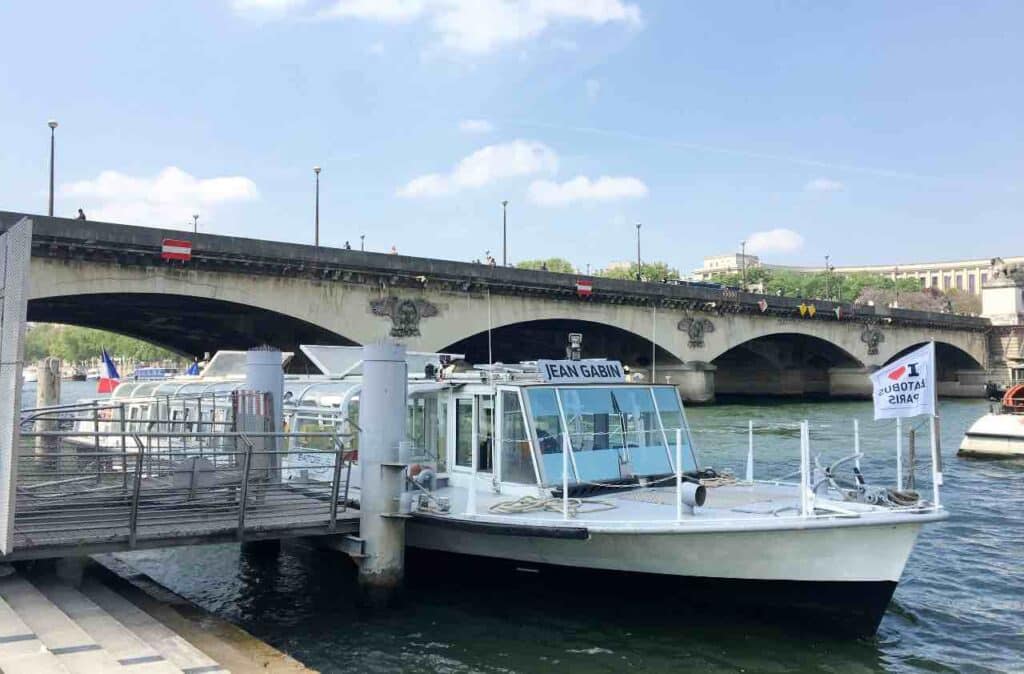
[477,396,494,472]
[436,398,448,473]
[652,387,696,472]
[346,398,360,455]
[500,391,536,484]
[407,397,427,452]
[525,388,573,484]
[455,398,473,468]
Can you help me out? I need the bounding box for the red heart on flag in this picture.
[887,366,906,380]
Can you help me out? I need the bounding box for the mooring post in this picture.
[245,346,283,480]
[35,357,61,460]
[357,341,408,607]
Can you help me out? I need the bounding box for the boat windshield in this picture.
[524,385,697,486]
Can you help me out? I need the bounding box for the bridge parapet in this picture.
[0,211,991,334]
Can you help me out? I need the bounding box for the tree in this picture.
[944,289,981,315]
[21,324,182,364]
[599,261,680,282]
[516,258,576,273]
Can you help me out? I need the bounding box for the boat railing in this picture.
[12,425,357,552]
[522,420,944,524]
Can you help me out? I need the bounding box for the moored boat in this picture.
[56,344,945,636]
[959,384,1024,458]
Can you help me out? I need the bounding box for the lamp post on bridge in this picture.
[192,213,199,235]
[824,254,831,300]
[360,234,365,252]
[313,166,321,250]
[47,120,58,217]
[501,200,509,266]
[894,266,900,308]
[740,240,747,291]
[635,223,642,281]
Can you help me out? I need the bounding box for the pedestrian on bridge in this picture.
[344,240,352,250]
[76,208,86,220]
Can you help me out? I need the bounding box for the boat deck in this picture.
[411,481,930,534]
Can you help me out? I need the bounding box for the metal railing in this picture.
[12,417,356,553]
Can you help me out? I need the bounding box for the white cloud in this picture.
[231,0,306,18]
[397,140,557,198]
[62,167,259,227]
[745,228,804,254]
[804,177,844,192]
[585,78,601,101]
[319,0,424,21]
[458,119,494,134]
[528,175,647,206]
[309,0,642,53]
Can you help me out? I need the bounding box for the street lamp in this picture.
[894,266,900,307]
[313,166,321,249]
[740,240,747,291]
[501,200,509,266]
[192,213,199,234]
[824,255,831,300]
[635,223,642,281]
[360,234,365,251]
[47,120,58,216]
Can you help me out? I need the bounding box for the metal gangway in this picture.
[5,392,359,560]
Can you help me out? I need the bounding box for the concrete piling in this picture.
[244,347,283,479]
[356,341,408,607]
[34,357,61,458]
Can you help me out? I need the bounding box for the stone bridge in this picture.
[3,211,991,401]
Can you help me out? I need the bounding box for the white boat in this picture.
[21,366,38,383]
[60,345,946,636]
[959,384,1024,457]
[85,368,100,380]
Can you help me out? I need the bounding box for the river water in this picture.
[27,382,1024,673]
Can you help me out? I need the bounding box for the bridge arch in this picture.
[707,332,865,398]
[882,341,985,399]
[28,293,359,358]
[439,318,684,372]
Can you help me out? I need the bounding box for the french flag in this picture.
[97,348,120,394]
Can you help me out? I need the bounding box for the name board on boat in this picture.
[537,359,625,384]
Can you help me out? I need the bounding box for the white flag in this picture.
[869,343,935,420]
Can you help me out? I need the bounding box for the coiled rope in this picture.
[488,495,617,517]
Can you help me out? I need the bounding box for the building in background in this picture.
[693,254,1024,297]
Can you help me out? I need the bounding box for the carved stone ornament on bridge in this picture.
[860,324,885,356]
[677,317,715,348]
[370,297,439,337]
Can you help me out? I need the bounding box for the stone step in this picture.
[35,577,183,674]
[0,591,72,674]
[0,574,122,673]
[79,579,228,674]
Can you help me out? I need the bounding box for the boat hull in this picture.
[406,517,925,635]
[959,413,1024,457]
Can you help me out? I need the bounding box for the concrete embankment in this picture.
[0,555,314,673]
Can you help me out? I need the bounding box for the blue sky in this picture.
[2,1,1022,275]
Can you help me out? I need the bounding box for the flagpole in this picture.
[895,417,903,490]
[929,341,941,507]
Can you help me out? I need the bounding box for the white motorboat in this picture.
[959,384,1024,457]
[21,366,38,383]
[59,345,946,636]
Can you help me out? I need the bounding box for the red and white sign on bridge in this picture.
[161,239,192,261]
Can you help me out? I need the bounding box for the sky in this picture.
[2,1,1022,275]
